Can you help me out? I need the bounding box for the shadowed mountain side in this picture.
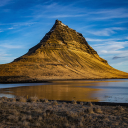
[0,20,128,82]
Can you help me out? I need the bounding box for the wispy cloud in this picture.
[0,22,36,26]
[86,38,106,42]
[26,2,87,19]
[92,41,128,57]
[114,21,128,24]
[110,59,128,72]
[0,48,12,63]
[91,39,128,72]
[86,36,128,42]
[49,14,86,18]
[0,56,16,64]
[0,44,24,49]
[45,3,57,9]
[88,8,128,20]
[0,42,25,64]
[113,56,127,60]
[88,27,127,36]
[0,22,37,33]
[8,27,14,30]
[86,38,119,42]
[0,50,10,57]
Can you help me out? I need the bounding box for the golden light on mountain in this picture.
[0,20,128,82]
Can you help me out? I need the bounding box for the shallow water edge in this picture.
[0,79,128,103]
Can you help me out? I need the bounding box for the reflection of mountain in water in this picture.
[0,83,101,102]
[0,20,128,82]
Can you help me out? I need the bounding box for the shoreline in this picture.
[0,77,128,84]
[0,95,128,106]
[0,97,128,128]
[47,100,128,107]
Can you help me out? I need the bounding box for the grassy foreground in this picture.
[0,97,128,128]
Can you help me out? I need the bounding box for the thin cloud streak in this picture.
[92,41,128,58]
[0,44,24,49]
[88,8,128,20]
[49,14,87,18]
[8,27,14,30]
[88,27,127,36]
[86,37,128,42]
[0,22,37,26]
[113,56,127,60]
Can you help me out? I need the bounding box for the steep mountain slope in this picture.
[0,20,128,82]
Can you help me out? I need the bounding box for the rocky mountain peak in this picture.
[50,20,66,32]
[14,20,108,64]
[1,20,128,82]
[55,19,63,25]
[55,19,67,27]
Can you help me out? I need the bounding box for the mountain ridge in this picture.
[0,20,128,83]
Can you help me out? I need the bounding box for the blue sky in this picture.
[0,0,128,72]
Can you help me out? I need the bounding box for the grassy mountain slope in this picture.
[0,20,128,82]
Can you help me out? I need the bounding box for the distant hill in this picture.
[0,20,128,82]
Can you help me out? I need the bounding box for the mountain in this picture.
[0,20,128,82]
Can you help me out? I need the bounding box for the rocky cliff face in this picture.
[0,20,128,82]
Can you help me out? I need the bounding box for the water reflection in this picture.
[0,83,102,102]
[0,79,128,103]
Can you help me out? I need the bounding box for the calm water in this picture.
[0,79,128,103]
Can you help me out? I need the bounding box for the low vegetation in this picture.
[0,97,128,128]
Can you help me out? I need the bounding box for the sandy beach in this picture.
[0,97,128,128]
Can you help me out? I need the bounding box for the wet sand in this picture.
[0,97,128,128]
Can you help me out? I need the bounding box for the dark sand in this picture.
[0,97,128,128]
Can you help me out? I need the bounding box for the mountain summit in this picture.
[14,20,107,63]
[0,20,128,82]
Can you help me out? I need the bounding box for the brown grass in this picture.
[0,97,128,128]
